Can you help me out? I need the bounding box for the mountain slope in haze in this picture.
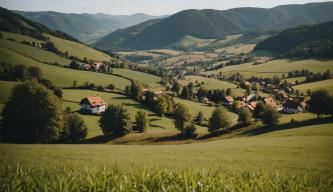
[95,1,333,51]
[17,11,160,44]
[0,7,79,43]
[254,21,333,57]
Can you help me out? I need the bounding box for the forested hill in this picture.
[0,7,79,42]
[16,11,160,44]
[94,1,333,51]
[254,21,333,57]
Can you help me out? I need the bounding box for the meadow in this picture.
[0,120,332,191]
[202,59,333,78]
[45,34,114,61]
[0,47,131,89]
[293,79,333,95]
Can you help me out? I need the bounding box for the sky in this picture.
[0,0,329,16]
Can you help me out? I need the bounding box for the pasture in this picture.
[0,47,131,89]
[0,38,71,65]
[293,79,333,95]
[0,120,332,191]
[202,59,333,78]
[45,34,114,61]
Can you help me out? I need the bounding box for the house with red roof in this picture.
[79,95,107,114]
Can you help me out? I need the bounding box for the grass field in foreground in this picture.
[0,121,332,190]
[293,79,333,95]
[0,47,131,89]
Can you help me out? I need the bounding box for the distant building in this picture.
[79,95,107,114]
[282,98,307,114]
[243,101,258,111]
[200,97,210,104]
[223,96,234,106]
[263,96,278,108]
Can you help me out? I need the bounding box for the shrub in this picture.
[62,113,87,142]
[184,123,197,138]
[99,105,131,136]
[238,108,252,126]
[135,111,149,132]
[260,105,281,126]
[1,81,64,143]
[208,107,231,133]
[174,103,192,133]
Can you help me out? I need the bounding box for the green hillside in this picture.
[95,2,333,50]
[0,7,78,42]
[202,59,333,78]
[254,21,333,57]
[0,119,332,190]
[17,11,159,44]
[0,37,71,65]
[0,47,130,88]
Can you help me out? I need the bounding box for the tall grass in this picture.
[1,164,332,191]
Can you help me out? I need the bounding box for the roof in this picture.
[224,96,234,103]
[80,95,106,107]
[263,96,277,107]
[278,91,288,99]
[283,99,302,109]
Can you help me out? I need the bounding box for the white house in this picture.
[79,95,107,114]
[282,98,307,114]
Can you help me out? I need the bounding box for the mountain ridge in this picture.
[94,1,333,51]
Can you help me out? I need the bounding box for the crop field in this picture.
[284,77,306,84]
[293,79,333,95]
[0,47,131,89]
[0,38,71,65]
[45,34,113,61]
[202,59,333,78]
[0,120,332,190]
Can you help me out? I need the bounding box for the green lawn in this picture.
[0,38,71,65]
[0,47,131,89]
[293,79,333,95]
[45,34,113,61]
[283,76,306,84]
[0,121,332,190]
[203,59,333,78]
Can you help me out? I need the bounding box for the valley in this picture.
[0,2,333,191]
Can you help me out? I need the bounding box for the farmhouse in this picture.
[79,95,107,114]
[282,98,307,114]
[223,96,234,106]
[263,96,278,108]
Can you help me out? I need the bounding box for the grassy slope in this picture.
[202,59,333,78]
[112,68,162,88]
[179,75,245,96]
[0,47,131,89]
[0,31,44,44]
[174,97,238,124]
[45,34,113,61]
[0,38,71,65]
[62,89,175,138]
[293,79,333,94]
[0,121,332,172]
